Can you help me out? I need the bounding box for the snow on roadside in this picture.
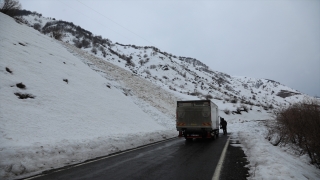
[229,119,320,180]
[0,13,176,179]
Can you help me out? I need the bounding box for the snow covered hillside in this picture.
[0,13,176,179]
[18,11,309,111]
[1,11,319,180]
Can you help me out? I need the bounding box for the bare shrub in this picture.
[144,69,151,75]
[269,104,274,109]
[252,95,256,100]
[150,65,156,69]
[73,38,82,48]
[91,47,97,54]
[246,101,254,106]
[224,108,230,115]
[6,67,12,74]
[241,104,249,112]
[204,94,213,100]
[81,39,91,48]
[230,98,238,103]
[126,59,135,67]
[0,0,21,17]
[33,23,41,31]
[267,98,320,168]
[14,92,35,99]
[240,95,246,100]
[52,30,63,40]
[232,107,241,114]
[99,46,107,57]
[16,82,26,89]
[190,91,202,97]
[139,60,144,66]
[169,85,176,91]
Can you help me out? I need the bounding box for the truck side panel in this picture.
[210,101,219,129]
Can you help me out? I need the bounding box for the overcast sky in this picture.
[18,0,320,97]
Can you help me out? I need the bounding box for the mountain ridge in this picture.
[14,10,309,110]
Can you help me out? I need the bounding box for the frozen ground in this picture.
[0,13,319,180]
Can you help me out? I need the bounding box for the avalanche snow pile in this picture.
[60,41,179,127]
[0,13,175,179]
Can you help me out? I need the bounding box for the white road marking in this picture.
[212,137,230,180]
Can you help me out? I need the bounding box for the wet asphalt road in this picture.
[220,137,250,180]
[29,133,249,180]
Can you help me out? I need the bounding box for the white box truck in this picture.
[176,100,220,140]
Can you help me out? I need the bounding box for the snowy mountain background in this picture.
[0,11,319,179]
[18,10,308,109]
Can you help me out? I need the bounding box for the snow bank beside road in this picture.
[0,13,175,179]
[1,131,176,179]
[229,120,320,180]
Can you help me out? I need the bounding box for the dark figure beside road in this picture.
[220,118,227,135]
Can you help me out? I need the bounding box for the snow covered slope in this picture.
[0,13,175,179]
[18,11,309,112]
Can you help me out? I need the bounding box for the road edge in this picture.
[212,136,230,180]
[23,136,178,180]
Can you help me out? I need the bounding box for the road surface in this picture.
[28,134,249,180]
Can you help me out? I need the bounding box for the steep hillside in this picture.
[0,13,175,179]
[17,11,308,113]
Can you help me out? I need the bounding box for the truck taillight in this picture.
[177,122,186,126]
[202,122,211,126]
